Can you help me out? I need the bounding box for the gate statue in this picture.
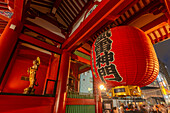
[23,57,40,94]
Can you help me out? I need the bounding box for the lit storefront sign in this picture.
[157,73,170,104]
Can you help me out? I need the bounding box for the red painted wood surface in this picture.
[0,18,23,80]
[77,47,91,56]
[24,24,65,43]
[43,54,60,95]
[94,79,103,113]
[0,94,54,113]
[13,0,24,21]
[141,15,168,31]
[2,43,50,94]
[71,54,90,65]
[70,63,79,91]
[53,50,71,113]
[164,0,170,23]
[66,98,95,105]
[19,34,62,54]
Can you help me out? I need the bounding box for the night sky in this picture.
[154,39,170,74]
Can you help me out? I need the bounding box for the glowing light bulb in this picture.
[99,85,105,90]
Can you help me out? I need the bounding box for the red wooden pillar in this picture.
[0,18,23,89]
[98,90,103,113]
[94,80,103,113]
[53,50,71,113]
[71,63,79,91]
[43,53,53,95]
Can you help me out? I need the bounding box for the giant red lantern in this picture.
[91,26,159,89]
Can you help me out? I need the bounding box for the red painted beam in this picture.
[0,29,4,34]
[0,7,8,10]
[14,0,24,21]
[0,0,6,2]
[19,34,62,54]
[110,0,139,16]
[53,0,62,9]
[24,24,65,43]
[141,14,168,31]
[77,47,91,56]
[0,14,9,21]
[164,0,170,23]
[0,25,6,28]
[8,0,14,12]
[106,15,120,21]
[62,0,134,52]
[121,0,160,25]
[91,0,139,35]
[164,0,170,15]
[0,2,7,7]
[71,54,90,65]
[0,22,7,25]
[145,22,168,34]
[66,98,95,105]
[78,67,91,74]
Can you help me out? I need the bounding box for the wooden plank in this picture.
[24,24,65,43]
[19,34,62,54]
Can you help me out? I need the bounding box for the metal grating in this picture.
[66,105,95,113]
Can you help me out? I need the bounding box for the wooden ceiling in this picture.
[0,0,169,62]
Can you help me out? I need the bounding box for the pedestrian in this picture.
[158,104,167,113]
[153,105,161,113]
[139,104,148,113]
[119,103,125,113]
[111,107,118,113]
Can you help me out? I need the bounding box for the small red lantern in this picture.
[91,26,159,89]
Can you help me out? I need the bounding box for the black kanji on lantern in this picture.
[105,64,122,82]
[94,29,123,83]
[97,64,122,83]
[96,52,114,68]
[95,30,112,57]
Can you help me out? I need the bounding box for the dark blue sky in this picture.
[154,39,170,74]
